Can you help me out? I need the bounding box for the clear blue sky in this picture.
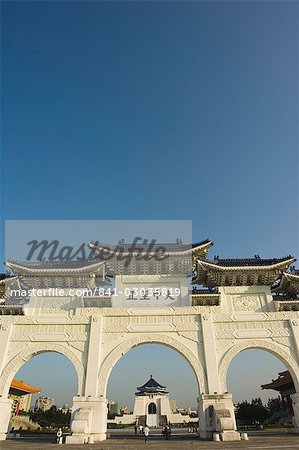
[1,1,298,408]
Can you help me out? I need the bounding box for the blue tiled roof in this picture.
[210,256,293,267]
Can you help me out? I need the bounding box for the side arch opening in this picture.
[223,345,298,429]
[0,345,83,436]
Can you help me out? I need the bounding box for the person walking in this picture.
[163,425,168,440]
[164,425,171,440]
[143,425,150,444]
[139,424,143,434]
[134,424,138,435]
[56,428,63,444]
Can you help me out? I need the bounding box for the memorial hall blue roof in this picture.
[135,375,169,395]
[138,376,166,390]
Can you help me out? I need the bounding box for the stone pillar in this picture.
[289,320,299,367]
[290,393,299,433]
[198,394,240,441]
[0,397,13,440]
[84,316,103,396]
[0,324,13,376]
[66,396,107,444]
[201,314,221,394]
[197,394,214,440]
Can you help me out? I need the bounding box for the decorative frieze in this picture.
[103,314,200,333]
[214,320,292,342]
[234,296,261,311]
[10,324,88,342]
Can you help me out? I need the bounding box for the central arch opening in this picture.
[106,343,200,439]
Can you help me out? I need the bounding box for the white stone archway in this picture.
[98,334,207,397]
[1,245,299,442]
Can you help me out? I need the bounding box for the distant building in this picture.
[169,399,177,413]
[107,375,198,426]
[177,407,188,415]
[61,404,70,414]
[35,396,54,412]
[261,370,295,414]
[9,379,41,414]
[119,406,129,415]
[133,374,171,427]
[108,401,118,416]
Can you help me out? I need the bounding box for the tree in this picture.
[267,397,284,415]
[30,405,71,429]
[251,398,268,423]
[236,398,269,425]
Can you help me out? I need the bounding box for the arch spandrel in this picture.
[0,342,85,398]
[218,340,299,393]
[98,334,207,396]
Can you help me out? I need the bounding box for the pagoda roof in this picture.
[0,305,24,315]
[4,240,213,280]
[136,375,168,396]
[5,259,106,275]
[261,371,294,392]
[10,379,41,395]
[273,293,299,302]
[191,288,220,306]
[138,375,166,390]
[0,275,22,301]
[89,239,212,256]
[272,269,299,295]
[203,256,294,268]
[5,260,109,291]
[88,239,212,276]
[193,256,295,287]
[272,295,299,311]
[0,274,21,285]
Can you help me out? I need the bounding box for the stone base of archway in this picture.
[290,393,299,433]
[65,396,107,444]
[219,431,241,441]
[197,393,241,441]
[66,432,106,444]
[0,398,13,441]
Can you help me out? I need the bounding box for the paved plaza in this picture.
[0,431,299,450]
